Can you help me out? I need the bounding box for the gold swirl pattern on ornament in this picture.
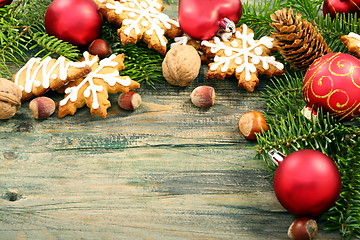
[303,53,360,120]
[329,57,360,89]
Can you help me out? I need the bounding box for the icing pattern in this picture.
[201,24,284,81]
[14,56,87,93]
[348,32,360,48]
[105,0,179,47]
[59,52,131,110]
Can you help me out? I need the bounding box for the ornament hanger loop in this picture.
[268,149,286,166]
[219,17,236,33]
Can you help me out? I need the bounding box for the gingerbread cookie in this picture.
[201,24,285,92]
[58,52,140,118]
[341,32,360,58]
[12,56,91,101]
[97,0,182,54]
[171,34,211,63]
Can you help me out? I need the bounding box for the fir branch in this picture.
[256,54,360,239]
[0,0,82,78]
[28,30,81,61]
[322,139,360,239]
[112,42,165,88]
[315,13,360,53]
[238,0,282,37]
[285,0,323,20]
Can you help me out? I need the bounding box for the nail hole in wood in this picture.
[2,191,21,202]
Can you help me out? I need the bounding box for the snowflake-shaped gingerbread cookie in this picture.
[341,32,360,58]
[58,52,140,118]
[97,0,182,54]
[201,24,285,92]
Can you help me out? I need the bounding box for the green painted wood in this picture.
[0,1,341,240]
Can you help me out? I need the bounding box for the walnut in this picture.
[162,45,201,87]
[0,78,22,119]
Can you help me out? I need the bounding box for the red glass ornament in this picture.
[270,149,341,217]
[178,0,242,40]
[0,0,12,7]
[44,0,103,47]
[323,0,360,19]
[303,52,360,121]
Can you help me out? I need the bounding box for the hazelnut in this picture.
[0,78,22,119]
[118,91,142,111]
[88,39,112,58]
[288,217,318,240]
[238,111,268,140]
[29,96,55,119]
[190,86,215,108]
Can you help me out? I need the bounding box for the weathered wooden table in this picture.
[0,1,341,239]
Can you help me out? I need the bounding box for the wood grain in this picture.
[0,2,341,240]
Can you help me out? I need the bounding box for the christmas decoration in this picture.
[303,52,360,121]
[201,24,285,92]
[1,0,360,238]
[58,52,140,118]
[323,0,360,19]
[341,32,360,58]
[269,149,341,216]
[97,0,182,54]
[0,0,12,8]
[270,8,332,70]
[44,0,103,47]
[178,0,242,40]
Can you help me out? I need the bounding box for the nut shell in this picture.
[238,111,268,140]
[118,91,142,111]
[0,78,22,119]
[162,45,201,87]
[190,86,215,108]
[288,217,318,240]
[29,96,55,119]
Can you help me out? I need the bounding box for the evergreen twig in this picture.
[242,0,360,238]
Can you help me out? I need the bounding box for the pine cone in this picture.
[270,8,331,70]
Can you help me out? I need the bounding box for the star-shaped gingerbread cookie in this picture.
[341,32,360,58]
[97,0,182,54]
[12,56,91,101]
[201,24,285,92]
[58,52,140,118]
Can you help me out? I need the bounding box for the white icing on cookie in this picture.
[105,0,179,47]
[60,52,131,110]
[14,56,87,93]
[201,24,284,81]
[348,32,360,47]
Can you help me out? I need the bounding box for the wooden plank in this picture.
[0,1,341,239]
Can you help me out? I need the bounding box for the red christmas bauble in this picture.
[323,0,360,19]
[178,0,242,40]
[303,52,360,121]
[44,0,103,47]
[0,0,12,7]
[273,149,341,217]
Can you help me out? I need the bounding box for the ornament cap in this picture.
[268,149,286,166]
[219,18,236,33]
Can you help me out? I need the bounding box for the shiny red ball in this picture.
[178,0,242,40]
[323,0,360,19]
[274,149,341,217]
[303,52,360,121]
[0,0,12,7]
[45,0,103,47]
